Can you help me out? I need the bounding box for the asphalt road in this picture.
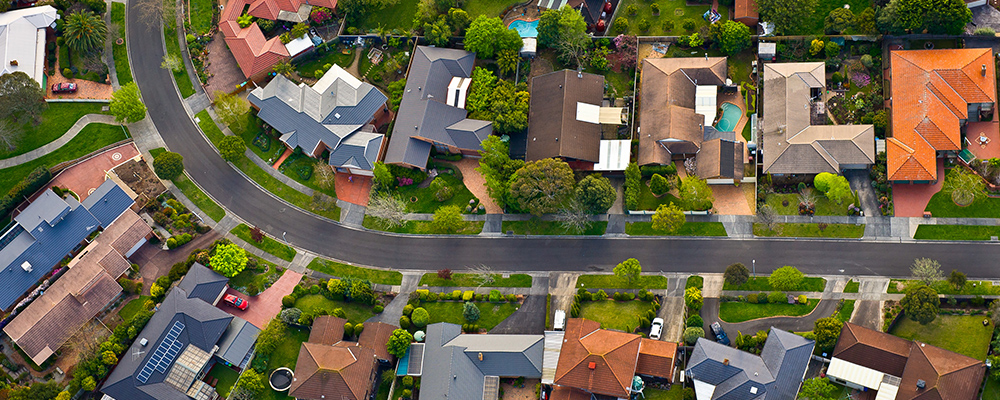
[127,5,1000,276]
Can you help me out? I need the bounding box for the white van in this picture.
[553,310,566,331]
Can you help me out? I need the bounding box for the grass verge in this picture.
[577,274,669,289]
[0,123,128,194]
[171,174,225,222]
[833,299,855,323]
[887,279,1000,295]
[718,299,820,323]
[890,315,991,359]
[626,221,728,236]
[686,276,703,289]
[231,223,297,261]
[723,277,827,292]
[843,280,859,293]
[111,3,132,85]
[753,223,864,238]
[418,273,532,287]
[913,225,1000,241]
[362,216,483,235]
[502,219,607,235]
[307,257,402,285]
[164,4,195,98]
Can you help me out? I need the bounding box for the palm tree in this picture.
[64,11,107,54]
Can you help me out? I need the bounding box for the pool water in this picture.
[715,102,742,132]
[508,19,539,38]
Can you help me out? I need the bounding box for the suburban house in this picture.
[101,264,261,400]
[761,62,875,176]
[639,57,746,182]
[548,318,676,399]
[398,322,544,399]
[249,64,389,176]
[0,5,58,85]
[686,327,814,400]
[287,316,398,400]
[218,0,329,78]
[527,69,628,171]
[4,192,152,366]
[826,323,985,400]
[734,0,758,26]
[384,46,493,170]
[887,48,996,183]
[0,179,140,312]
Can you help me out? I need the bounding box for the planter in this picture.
[116,38,124,45]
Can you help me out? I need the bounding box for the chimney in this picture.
[588,362,596,370]
[723,359,729,366]
[478,352,483,361]
[984,64,988,76]
[917,379,926,389]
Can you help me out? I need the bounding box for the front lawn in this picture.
[418,273,532,288]
[293,294,376,325]
[394,170,477,213]
[277,152,338,198]
[577,274,669,290]
[231,223,297,261]
[626,221,727,236]
[887,279,1000,295]
[722,277,827,292]
[307,258,403,285]
[578,299,659,332]
[764,193,854,216]
[111,3,132,85]
[924,189,1000,218]
[913,225,1000,241]
[635,178,685,211]
[0,102,109,160]
[118,296,151,321]
[614,0,729,36]
[718,299,820,323]
[172,174,225,222]
[753,223,864,238]
[228,257,284,294]
[206,364,239,398]
[232,114,283,164]
[843,280,859,293]
[419,301,518,331]
[502,219,608,235]
[890,315,991,360]
[363,217,484,235]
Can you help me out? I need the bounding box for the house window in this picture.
[434,142,449,153]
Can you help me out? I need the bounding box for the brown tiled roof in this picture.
[635,338,676,378]
[310,316,347,345]
[549,385,596,400]
[288,342,378,400]
[832,323,911,377]
[897,342,985,400]
[357,321,398,361]
[554,318,642,398]
[103,210,151,257]
[526,70,605,163]
[734,0,758,22]
[889,48,996,181]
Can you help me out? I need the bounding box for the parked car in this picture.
[51,83,77,94]
[223,294,249,310]
[649,318,664,340]
[711,322,730,346]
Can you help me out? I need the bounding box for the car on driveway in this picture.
[51,83,77,94]
[223,294,249,310]
[649,318,664,340]
[711,322,730,345]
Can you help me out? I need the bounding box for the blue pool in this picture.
[508,19,539,38]
[715,102,742,132]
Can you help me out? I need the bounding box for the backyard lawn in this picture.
[890,315,991,359]
[985,377,1000,400]
[111,3,132,85]
[418,273,532,287]
[626,221,727,236]
[464,0,521,18]
[913,224,1000,240]
[307,258,403,285]
[722,277,827,292]
[231,223,297,261]
[502,220,608,235]
[754,223,864,238]
[843,280,859,293]
[644,386,685,400]
[353,0,419,31]
[718,299,820,323]
[805,0,872,34]
[118,296,151,321]
[419,301,518,331]
[578,299,658,332]
[613,0,729,36]
[363,217,484,235]
[924,189,1000,218]
[293,294,376,325]
[765,193,854,216]
[293,48,357,78]
[188,0,216,35]
[205,364,239,398]
[0,102,109,160]
[577,274,669,289]
[887,279,1000,295]
[259,326,309,400]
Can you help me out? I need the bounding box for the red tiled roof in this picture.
[219,0,337,78]
[288,343,377,400]
[735,0,758,22]
[554,318,642,398]
[635,338,676,379]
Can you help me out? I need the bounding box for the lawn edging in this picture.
[231,223,296,261]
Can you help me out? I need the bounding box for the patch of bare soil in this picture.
[114,159,166,206]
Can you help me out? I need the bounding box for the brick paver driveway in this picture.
[217,269,303,328]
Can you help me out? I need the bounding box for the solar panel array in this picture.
[136,321,186,383]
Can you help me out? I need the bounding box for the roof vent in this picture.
[723,359,729,366]
[984,64,988,76]
[20,261,31,273]
[588,362,596,370]
[917,379,926,389]
[140,338,148,346]
[750,387,758,395]
[478,352,483,361]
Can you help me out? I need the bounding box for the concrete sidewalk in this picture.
[0,114,120,168]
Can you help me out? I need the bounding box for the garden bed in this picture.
[418,273,532,288]
[718,299,820,322]
[228,256,284,295]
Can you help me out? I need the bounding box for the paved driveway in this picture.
[217,269,302,329]
[131,230,221,295]
[490,276,548,334]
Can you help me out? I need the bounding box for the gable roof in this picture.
[81,180,135,227]
[762,62,875,174]
[832,322,912,377]
[289,316,398,400]
[0,5,59,84]
[176,264,228,305]
[384,46,492,169]
[554,318,642,398]
[527,69,605,163]
[888,48,996,181]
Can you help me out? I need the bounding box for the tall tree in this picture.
[431,205,464,233]
[153,151,184,180]
[824,7,855,34]
[799,377,838,400]
[110,82,147,123]
[0,118,22,151]
[554,30,591,68]
[64,11,107,53]
[768,266,804,291]
[487,80,530,134]
[368,193,408,228]
[679,176,714,211]
[813,317,843,351]
[878,0,970,34]
[447,8,471,34]
[900,285,940,324]
[708,20,751,56]
[911,257,942,286]
[209,243,248,278]
[756,0,817,35]
[652,203,685,233]
[576,174,616,214]
[724,263,750,286]
[509,158,576,215]
[214,90,250,129]
[477,135,523,209]
[464,15,522,59]
[948,270,967,289]
[0,71,46,125]
[423,17,451,47]
[556,201,592,234]
[466,67,497,119]
[386,329,413,358]
[943,167,984,206]
[218,136,247,162]
[613,258,642,285]
[496,49,520,77]
[537,4,587,48]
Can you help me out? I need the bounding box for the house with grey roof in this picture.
[383,46,493,170]
[400,322,543,400]
[686,327,814,400]
[249,64,389,176]
[0,5,59,85]
[101,264,260,400]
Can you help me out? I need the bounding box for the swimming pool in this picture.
[715,102,742,132]
[508,19,539,38]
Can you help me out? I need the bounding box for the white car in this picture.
[649,318,664,340]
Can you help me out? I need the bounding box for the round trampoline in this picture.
[270,367,294,391]
[715,102,742,132]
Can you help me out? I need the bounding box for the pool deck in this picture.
[503,0,542,26]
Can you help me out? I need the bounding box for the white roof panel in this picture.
[827,357,885,390]
[593,140,630,171]
[285,34,313,57]
[541,331,564,384]
[695,85,718,127]
[576,102,601,124]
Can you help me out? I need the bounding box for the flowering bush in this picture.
[850,72,870,88]
[608,34,637,73]
[310,7,333,24]
[397,177,413,186]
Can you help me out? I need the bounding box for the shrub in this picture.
[506,294,517,302]
[463,290,474,301]
[595,289,608,300]
[344,322,354,337]
[489,290,501,302]
[354,323,364,336]
[402,376,414,388]
[767,291,786,304]
[279,308,302,325]
[463,301,481,322]
[756,292,769,304]
[797,294,807,304]
[724,263,750,286]
[649,173,671,195]
[687,315,704,327]
[768,266,804,291]
[746,293,758,303]
[411,307,429,328]
[416,289,430,300]
[399,315,411,329]
[682,19,696,30]
[403,304,415,316]
[153,151,184,180]
[683,327,704,344]
[452,290,462,299]
[437,269,452,279]
[373,304,384,313]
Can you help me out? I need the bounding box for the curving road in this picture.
[126,4,1000,276]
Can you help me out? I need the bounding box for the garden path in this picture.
[447,158,502,213]
[0,114,120,168]
[345,50,363,79]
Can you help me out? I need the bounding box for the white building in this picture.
[0,5,59,85]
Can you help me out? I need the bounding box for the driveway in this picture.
[701,298,839,338]
[844,169,878,217]
[490,276,548,334]
[131,230,221,295]
[217,269,303,329]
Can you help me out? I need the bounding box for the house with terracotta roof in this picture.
[288,316,398,400]
[686,327,814,400]
[639,57,746,182]
[887,48,996,183]
[550,318,676,399]
[827,322,985,400]
[218,0,333,78]
[761,62,875,177]
[734,0,758,26]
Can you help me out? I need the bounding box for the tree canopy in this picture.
[64,11,107,53]
[685,287,703,312]
[509,158,576,215]
[153,151,184,180]
[424,17,451,47]
[477,135,523,209]
[679,176,714,211]
[386,329,413,358]
[900,284,940,324]
[537,5,587,48]
[613,258,642,285]
[576,174,616,214]
[824,8,855,34]
[709,20,751,55]
[877,0,971,34]
[652,203,685,233]
[110,82,147,123]
[769,266,804,291]
[724,263,750,286]
[799,377,838,400]
[756,0,817,35]
[219,136,247,162]
[911,257,942,286]
[813,317,843,351]
[432,205,464,233]
[464,15,523,59]
[0,71,46,125]
[210,243,248,278]
[213,90,250,129]
[338,0,399,25]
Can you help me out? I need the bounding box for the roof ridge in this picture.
[810,141,840,172]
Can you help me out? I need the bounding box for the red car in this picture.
[223,294,249,310]
[51,82,77,94]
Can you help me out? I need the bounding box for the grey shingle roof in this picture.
[176,263,228,305]
[215,316,260,369]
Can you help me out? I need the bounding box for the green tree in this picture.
[679,176,714,210]
[901,284,940,324]
[386,329,413,357]
[943,167,984,206]
[213,90,250,129]
[855,7,877,33]
[272,59,295,77]
[255,318,287,355]
[576,174,616,214]
[466,67,497,117]
[9,381,63,399]
[82,376,97,391]
[463,301,481,322]
[537,4,587,48]
[685,287,703,311]
[464,15,522,59]
[497,49,520,77]
[432,205,464,233]
[877,0,970,34]
[477,135,524,209]
[509,158,576,215]
[487,80,530,134]
[64,11,107,53]
[652,203,685,233]
[825,7,855,33]
[756,0,817,35]
[447,8,471,34]
[809,39,825,56]
[799,377,838,400]
[0,71,46,125]
[649,173,671,195]
[624,162,641,210]
[387,79,406,111]
[813,172,836,193]
[209,243,248,278]
[423,17,451,47]
[769,266,804,291]
[55,392,72,400]
[110,82,147,123]
[613,258,642,285]
[683,326,704,345]
[825,41,841,58]
[161,53,183,72]
[411,307,429,327]
[219,135,247,162]
[708,20,751,56]
[911,257,942,286]
[372,161,393,190]
[813,317,842,351]
[235,368,268,397]
[949,270,967,289]
[102,350,118,365]
[153,151,184,180]
[724,263,750,286]
[822,174,853,204]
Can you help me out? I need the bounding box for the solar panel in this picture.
[136,321,186,383]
